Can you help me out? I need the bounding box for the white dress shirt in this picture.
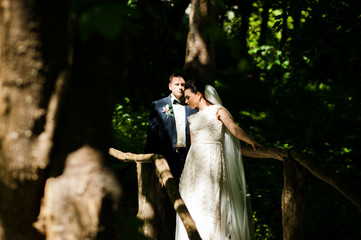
[171,94,186,148]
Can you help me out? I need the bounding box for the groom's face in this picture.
[169,77,185,100]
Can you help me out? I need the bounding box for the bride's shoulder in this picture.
[200,104,223,114]
[210,104,223,111]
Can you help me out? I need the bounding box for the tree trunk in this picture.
[289,0,301,30]
[0,0,69,239]
[34,25,124,240]
[282,157,306,240]
[259,2,270,46]
[34,146,120,240]
[280,0,288,48]
[238,0,252,53]
[0,1,122,239]
[184,0,217,84]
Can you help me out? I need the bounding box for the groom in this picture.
[144,72,197,181]
[144,72,197,239]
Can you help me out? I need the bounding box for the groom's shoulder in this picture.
[189,107,198,114]
[152,96,170,106]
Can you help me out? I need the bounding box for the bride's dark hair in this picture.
[185,80,212,104]
[185,80,205,94]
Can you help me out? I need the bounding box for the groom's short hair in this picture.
[169,72,186,82]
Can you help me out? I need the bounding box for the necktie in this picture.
[173,99,186,105]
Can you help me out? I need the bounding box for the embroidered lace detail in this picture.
[177,105,225,240]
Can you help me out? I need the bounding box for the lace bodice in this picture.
[188,105,223,144]
[177,104,224,240]
[176,88,252,240]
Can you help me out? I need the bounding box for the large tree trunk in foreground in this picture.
[34,146,120,240]
[0,0,69,239]
[184,0,217,83]
[0,1,121,239]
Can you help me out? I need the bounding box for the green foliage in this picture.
[253,211,277,240]
[112,97,148,153]
[248,45,289,82]
[217,0,361,238]
[110,98,150,239]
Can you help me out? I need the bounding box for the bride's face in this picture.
[184,89,199,109]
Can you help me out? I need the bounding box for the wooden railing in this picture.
[109,146,361,240]
[109,148,202,240]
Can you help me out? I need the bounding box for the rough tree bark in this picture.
[137,157,202,239]
[0,1,121,239]
[184,0,217,84]
[282,158,305,240]
[137,161,166,239]
[34,146,120,240]
[0,0,69,239]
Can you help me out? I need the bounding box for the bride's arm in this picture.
[217,108,262,150]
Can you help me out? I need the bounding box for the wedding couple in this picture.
[145,73,262,240]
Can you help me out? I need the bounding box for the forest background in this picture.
[0,0,360,239]
[111,0,361,239]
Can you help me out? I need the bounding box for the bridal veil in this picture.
[205,85,253,240]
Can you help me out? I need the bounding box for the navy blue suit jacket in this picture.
[144,95,197,179]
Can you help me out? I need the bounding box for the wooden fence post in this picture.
[108,149,201,240]
[137,161,166,239]
[282,157,306,240]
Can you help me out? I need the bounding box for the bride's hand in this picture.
[251,141,263,150]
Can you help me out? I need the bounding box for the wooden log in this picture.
[290,150,361,210]
[136,161,165,239]
[110,144,361,224]
[281,157,305,240]
[240,145,361,210]
[241,144,286,161]
[109,148,201,239]
[153,157,201,240]
[109,148,155,162]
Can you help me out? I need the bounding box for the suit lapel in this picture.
[166,95,175,124]
[185,106,190,124]
[185,106,192,148]
[166,95,176,147]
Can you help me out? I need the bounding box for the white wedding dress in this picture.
[175,101,252,240]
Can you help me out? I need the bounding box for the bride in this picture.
[175,80,262,240]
